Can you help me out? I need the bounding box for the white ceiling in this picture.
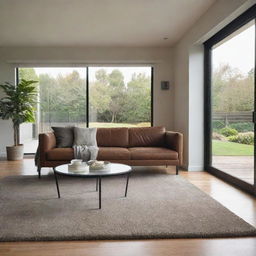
[0,0,216,47]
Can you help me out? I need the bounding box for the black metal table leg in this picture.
[125,173,130,197]
[176,166,179,175]
[96,177,98,191]
[99,177,101,209]
[53,169,60,198]
[37,166,41,179]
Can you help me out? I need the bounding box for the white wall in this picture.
[20,123,33,142]
[174,0,255,170]
[0,62,15,157]
[0,47,174,156]
[188,45,204,171]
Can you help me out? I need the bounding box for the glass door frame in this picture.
[204,4,256,196]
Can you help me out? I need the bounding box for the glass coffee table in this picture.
[53,163,132,209]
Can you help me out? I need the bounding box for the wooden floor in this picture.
[0,158,256,256]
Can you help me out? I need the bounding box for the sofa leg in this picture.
[176,166,179,175]
[37,166,41,179]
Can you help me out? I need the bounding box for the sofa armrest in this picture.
[165,131,183,166]
[38,132,56,165]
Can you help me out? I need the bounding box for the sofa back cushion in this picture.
[129,126,166,147]
[96,128,129,147]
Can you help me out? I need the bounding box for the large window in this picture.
[89,67,152,127]
[204,5,256,194]
[19,66,153,153]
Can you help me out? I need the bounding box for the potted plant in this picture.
[0,79,37,160]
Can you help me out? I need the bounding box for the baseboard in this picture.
[179,165,188,171]
[187,165,204,171]
[0,151,6,160]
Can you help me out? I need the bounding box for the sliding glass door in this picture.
[18,66,153,153]
[205,5,256,194]
[211,20,255,184]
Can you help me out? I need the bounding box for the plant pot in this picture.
[6,144,24,161]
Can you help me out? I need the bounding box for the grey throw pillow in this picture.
[73,127,97,146]
[52,127,74,148]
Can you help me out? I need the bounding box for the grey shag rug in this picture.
[0,171,255,241]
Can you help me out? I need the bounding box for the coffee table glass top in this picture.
[54,163,132,177]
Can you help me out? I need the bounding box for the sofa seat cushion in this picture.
[129,147,178,160]
[97,147,131,160]
[47,148,74,161]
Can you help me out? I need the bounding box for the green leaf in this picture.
[0,79,38,144]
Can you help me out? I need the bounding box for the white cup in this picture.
[71,159,83,166]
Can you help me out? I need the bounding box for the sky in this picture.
[34,66,152,85]
[212,21,255,75]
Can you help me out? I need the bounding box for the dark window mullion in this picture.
[86,67,89,128]
[151,67,154,127]
[254,18,256,187]
[204,46,212,169]
[15,68,19,86]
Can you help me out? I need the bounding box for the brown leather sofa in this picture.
[37,126,183,178]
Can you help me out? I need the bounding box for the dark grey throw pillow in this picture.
[52,127,74,148]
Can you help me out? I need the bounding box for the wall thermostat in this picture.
[161,81,170,90]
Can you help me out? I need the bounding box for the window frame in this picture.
[204,4,256,195]
[17,66,154,154]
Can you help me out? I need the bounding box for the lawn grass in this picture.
[212,140,253,156]
[89,122,150,128]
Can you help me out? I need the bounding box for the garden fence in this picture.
[212,111,252,125]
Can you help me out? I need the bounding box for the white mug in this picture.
[71,159,83,166]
